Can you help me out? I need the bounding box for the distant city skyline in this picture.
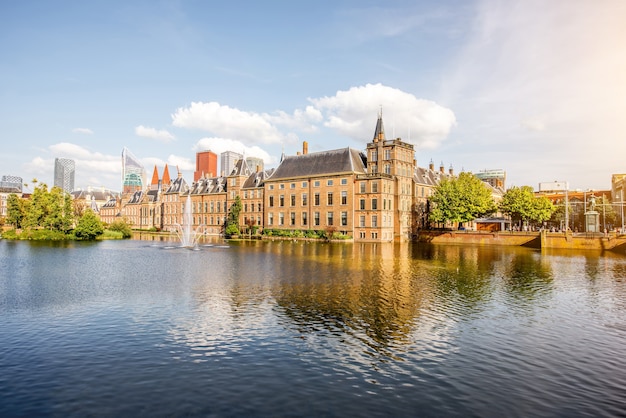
[1,1,625,192]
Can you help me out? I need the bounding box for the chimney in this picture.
[429,159,434,171]
[449,165,454,176]
[256,165,261,173]
[439,161,445,174]
[303,141,308,155]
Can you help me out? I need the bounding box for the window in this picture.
[360,182,366,193]
[314,181,320,187]
[302,193,308,206]
[279,212,284,225]
[290,183,296,189]
[371,164,377,173]
[314,212,320,226]
[384,164,391,175]
[327,193,333,206]
[360,199,365,210]
[217,202,221,212]
[372,215,378,227]
[384,149,391,160]
[372,199,378,210]
[268,213,273,226]
[244,203,248,212]
[258,203,262,212]
[279,183,285,189]
[290,212,296,225]
[269,196,274,207]
[302,212,307,226]
[314,193,320,206]
[383,199,386,210]
[327,179,333,186]
[371,232,378,239]
[301,181,308,187]
[290,194,296,206]
[269,185,274,190]
[341,178,347,185]
[341,191,347,205]
[372,182,378,193]
[210,201,215,213]
[359,215,365,227]
[371,150,378,162]
[279,195,284,207]
[360,232,366,239]
[341,211,348,226]
[244,191,248,199]
[327,212,334,226]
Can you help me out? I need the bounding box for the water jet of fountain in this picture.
[171,195,206,248]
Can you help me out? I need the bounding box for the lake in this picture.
[1,238,625,417]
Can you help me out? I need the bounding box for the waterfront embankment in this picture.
[417,230,626,252]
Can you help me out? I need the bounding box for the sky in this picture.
[1,0,625,193]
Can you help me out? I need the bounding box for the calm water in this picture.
[1,238,625,417]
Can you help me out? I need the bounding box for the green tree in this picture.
[499,186,554,228]
[225,196,242,236]
[108,219,133,238]
[73,209,104,240]
[6,194,26,228]
[429,172,496,225]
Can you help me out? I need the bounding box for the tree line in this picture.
[2,181,132,240]
[428,172,556,229]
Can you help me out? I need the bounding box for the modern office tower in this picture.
[246,156,264,173]
[194,150,218,181]
[121,147,146,194]
[54,158,75,193]
[220,151,243,176]
[0,175,22,193]
[475,169,506,189]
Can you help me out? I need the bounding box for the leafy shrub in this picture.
[108,220,132,238]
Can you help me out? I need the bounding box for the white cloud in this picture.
[72,128,93,135]
[309,83,456,148]
[171,101,286,144]
[23,142,121,190]
[135,125,175,142]
[520,117,546,132]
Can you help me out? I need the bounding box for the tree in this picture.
[225,196,242,236]
[429,172,496,225]
[499,186,554,228]
[6,194,26,229]
[73,209,104,240]
[107,219,133,238]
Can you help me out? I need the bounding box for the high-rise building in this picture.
[221,151,243,176]
[475,169,506,190]
[54,158,75,193]
[194,150,218,181]
[246,156,264,173]
[0,175,22,193]
[121,147,146,194]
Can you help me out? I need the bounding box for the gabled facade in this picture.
[264,144,367,237]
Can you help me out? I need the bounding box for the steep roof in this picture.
[242,168,274,188]
[268,148,366,180]
[151,165,159,186]
[373,113,386,142]
[162,165,171,185]
[230,158,251,176]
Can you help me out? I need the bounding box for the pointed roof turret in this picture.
[162,165,171,185]
[373,111,386,143]
[151,165,159,186]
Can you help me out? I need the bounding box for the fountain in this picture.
[171,195,206,248]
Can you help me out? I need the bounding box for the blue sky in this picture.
[1,0,625,193]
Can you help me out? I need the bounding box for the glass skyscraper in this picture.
[54,158,75,193]
[121,147,146,194]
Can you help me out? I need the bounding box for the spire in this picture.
[280,144,286,163]
[373,110,386,143]
[151,165,159,186]
[162,165,171,185]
